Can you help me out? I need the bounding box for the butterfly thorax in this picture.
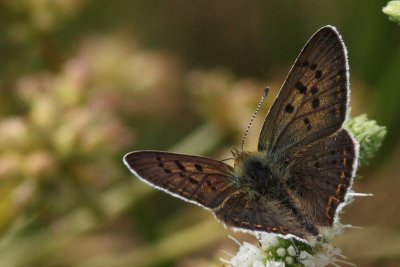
[232,151,285,199]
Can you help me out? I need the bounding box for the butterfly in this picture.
[123,25,358,241]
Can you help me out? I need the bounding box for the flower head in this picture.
[383,1,400,25]
[230,241,264,267]
[228,231,356,267]
[345,114,386,167]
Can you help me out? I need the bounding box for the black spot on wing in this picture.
[188,176,199,185]
[174,160,186,171]
[312,98,320,109]
[295,82,307,94]
[310,86,318,95]
[285,103,294,113]
[206,180,217,191]
[315,70,322,79]
[194,164,203,172]
[310,63,318,70]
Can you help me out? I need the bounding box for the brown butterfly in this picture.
[123,25,358,241]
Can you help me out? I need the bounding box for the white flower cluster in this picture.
[225,230,355,267]
[229,241,264,267]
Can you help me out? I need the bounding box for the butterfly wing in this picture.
[286,129,358,226]
[123,151,235,209]
[215,191,311,239]
[258,26,349,156]
[257,26,358,233]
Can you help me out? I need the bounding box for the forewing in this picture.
[123,151,235,209]
[286,129,357,226]
[215,191,311,239]
[258,26,348,156]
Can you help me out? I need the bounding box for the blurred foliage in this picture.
[0,1,399,266]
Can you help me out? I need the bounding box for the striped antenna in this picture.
[241,87,269,152]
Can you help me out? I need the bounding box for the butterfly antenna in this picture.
[241,87,269,152]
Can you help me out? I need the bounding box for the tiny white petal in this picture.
[285,256,294,264]
[219,257,231,264]
[259,233,279,250]
[299,251,315,267]
[287,246,296,256]
[312,243,355,267]
[230,241,264,267]
[341,223,364,230]
[229,235,244,246]
[266,260,286,267]
[347,192,373,197]
[253,260,265,267]
[299,250,313,260]
[276,247,286,257]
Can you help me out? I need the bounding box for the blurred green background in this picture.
[0,1,399,266]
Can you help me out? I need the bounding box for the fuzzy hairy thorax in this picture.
[231,151,288,200]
